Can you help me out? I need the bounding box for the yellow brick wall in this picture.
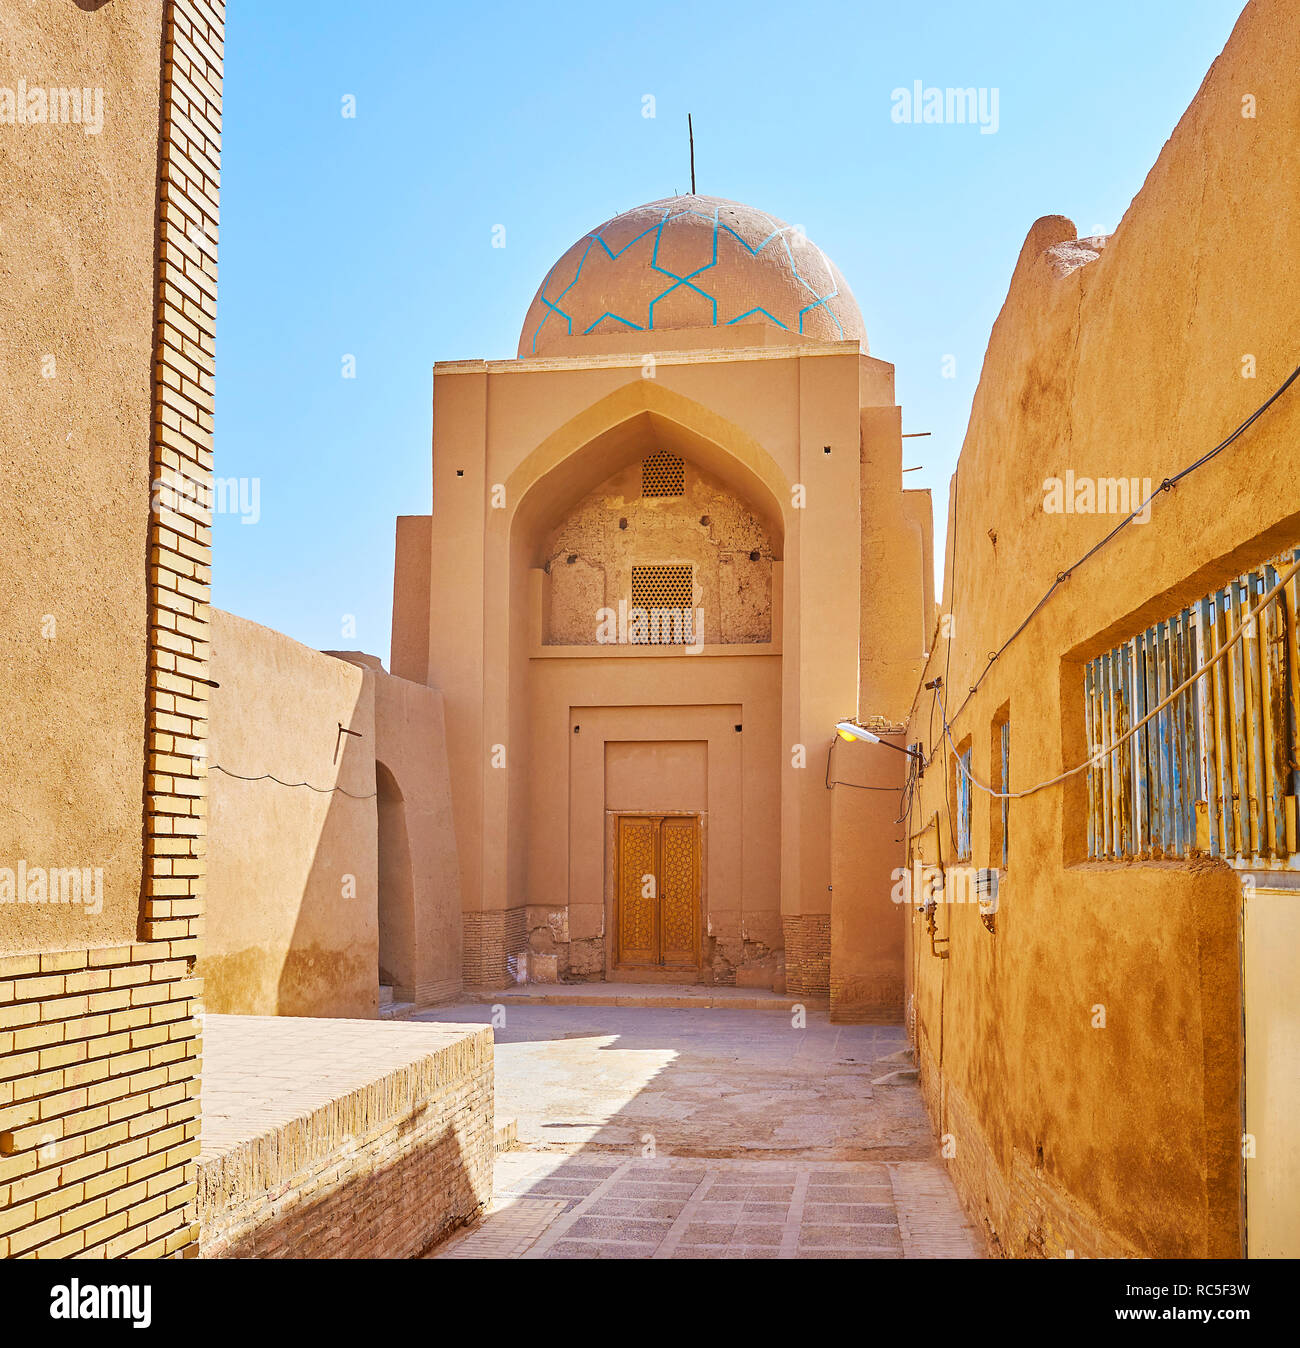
[144,0,222,948]
[0,945,203,1258]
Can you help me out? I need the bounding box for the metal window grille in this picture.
[642,451,685,497]
[955,746,973,861]
[630,564,694,645]
[1085,547,1300,865]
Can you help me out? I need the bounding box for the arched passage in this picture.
[376,760,415,1000]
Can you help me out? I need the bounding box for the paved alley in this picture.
[421,998,981,1259]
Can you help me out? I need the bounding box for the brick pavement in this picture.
[423,1004,982,1259]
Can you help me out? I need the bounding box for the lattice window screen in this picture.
[630,564,694,644]
[642,451,685,497]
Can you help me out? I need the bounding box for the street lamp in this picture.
[834,718,923,761]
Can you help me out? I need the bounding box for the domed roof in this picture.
[519,194,866,357]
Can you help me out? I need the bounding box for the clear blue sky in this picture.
[214,0,1248,661]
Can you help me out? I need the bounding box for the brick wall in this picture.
[782,914,831,997]
[0,0,222,1260]
[197,1018,494,1258]
[415,975,464,1006]
[463,908,527,989]
[0,945,203,1258]
[144,0,222,948]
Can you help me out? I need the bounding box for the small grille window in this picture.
[641,451,685,497]
[630,564,694,645]
[954,744,973,861]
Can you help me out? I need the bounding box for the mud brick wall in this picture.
[463,908,527,989]
[782,914,831,998]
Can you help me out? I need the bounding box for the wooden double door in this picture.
[614,814,701,970]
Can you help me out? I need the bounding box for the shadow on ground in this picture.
[417,1002,981,1259]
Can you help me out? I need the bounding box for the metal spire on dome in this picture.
[688,113,696,195]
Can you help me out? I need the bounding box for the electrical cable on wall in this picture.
[209,763,378,800]
[923,359,1300,748]
[825,721,922,797]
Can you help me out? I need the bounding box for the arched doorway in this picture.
[375,761,415,1004]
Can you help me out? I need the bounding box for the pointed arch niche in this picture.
[492,387,790,983]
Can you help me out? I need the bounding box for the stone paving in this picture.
[422,1002,982,1259]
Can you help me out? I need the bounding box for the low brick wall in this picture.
[197,1015,493,1258]
[782,914,831,997]
[463,908,527,989]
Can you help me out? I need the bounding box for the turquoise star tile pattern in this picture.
[519,195,866,357]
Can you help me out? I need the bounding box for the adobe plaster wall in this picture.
[203,612,464,1017]
[366,666,464,1006]
[204,611,379,1019]
[830,734,909,1022]
[905,0,1299,1258]
[0,1,164,950]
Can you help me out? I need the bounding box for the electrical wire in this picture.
[936,554,1300,801]
[933,360,1300,735]
[209,763,378,799]
[824,739,905,791]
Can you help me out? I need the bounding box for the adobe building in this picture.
[387,196,932,999]
[190,198,927,1026]
[902,0,1300,1260]
[10,0,1294,1271]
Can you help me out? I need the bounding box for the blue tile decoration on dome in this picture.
[529,200,846,354]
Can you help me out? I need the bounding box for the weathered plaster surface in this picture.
[544,457,774,646]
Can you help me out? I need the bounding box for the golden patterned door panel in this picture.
[615,816,658,966]
[658,816,700,967]
[614,814,701,970]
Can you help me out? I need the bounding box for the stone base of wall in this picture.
[522,904,781,987]
[463,908,527,990]
[782,914,831,997]
[197,1015,493,1259]
[414,975,463,1007]
[830,972,905,1023]
[917,1040,1137,1258]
